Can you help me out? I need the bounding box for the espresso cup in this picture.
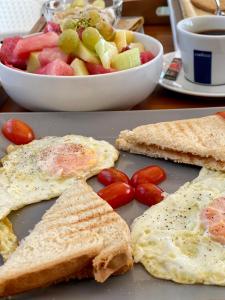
[177,16,225,85]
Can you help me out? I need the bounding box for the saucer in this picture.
[159,52,225,97]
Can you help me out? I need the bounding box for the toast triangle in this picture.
[0,180,133,297]
[116,114,225,171]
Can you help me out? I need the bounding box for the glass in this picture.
[42,0,123,25]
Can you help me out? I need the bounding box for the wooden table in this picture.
[0,24,225,112]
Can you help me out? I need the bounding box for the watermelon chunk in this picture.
[43,22,61,34]
[0,36,27,69]
[39,47,69,66]
[140,51,155,64]
[86,62,115,75]
[36,59,74,76]
[13,32,59,60]
[4,61,25,71]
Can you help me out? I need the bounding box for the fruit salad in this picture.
[0,15,155,76]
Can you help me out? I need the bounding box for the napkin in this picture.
[115,16,144,32]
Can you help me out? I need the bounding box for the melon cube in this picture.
[27,52,41,73]
[111,48,141,70]
[71,58,89,76]
[114,31,127,52]
[74,41,100,64]
[95,39,118,69]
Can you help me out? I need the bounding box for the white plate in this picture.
[159,52,225,97]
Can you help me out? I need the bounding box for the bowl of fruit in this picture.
[0,18,163,111]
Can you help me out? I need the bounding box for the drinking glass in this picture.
[42,0,123,24]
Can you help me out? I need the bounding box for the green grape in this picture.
[96,21,116,41]
[92,0,105,9]
[58,29,79,54]
[61,19,78,31]
[84,10,102,27]
[82,27,102,51]
[70,0,85,8]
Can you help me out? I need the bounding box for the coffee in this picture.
[197,29,225,35]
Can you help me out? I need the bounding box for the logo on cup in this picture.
[194,50,212,84]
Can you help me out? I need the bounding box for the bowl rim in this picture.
[177,15,225,40]
[0,32,163,79]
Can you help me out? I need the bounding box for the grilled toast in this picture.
[0,181,133,297]
[191,0,225,13]
[116,114,225,171]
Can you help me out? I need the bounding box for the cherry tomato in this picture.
[2,119,35,145]
[217,111,225,119]
[135,183,164,207]
[131,165,166,187]
[97,168,130,186]
[97,182,134,209]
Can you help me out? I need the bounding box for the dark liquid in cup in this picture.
[197,29,225,35]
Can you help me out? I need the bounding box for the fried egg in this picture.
[0,135,119,220]
[0,218,17,261]
[132,168,225,286]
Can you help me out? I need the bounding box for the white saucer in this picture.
[159,51,225,97]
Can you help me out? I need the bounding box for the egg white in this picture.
[132,168,225,285]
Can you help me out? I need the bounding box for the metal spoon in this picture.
[214,0,225,16]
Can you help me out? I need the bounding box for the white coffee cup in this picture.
[177,16,225,85]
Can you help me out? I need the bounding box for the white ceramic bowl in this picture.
[0,32,163,111]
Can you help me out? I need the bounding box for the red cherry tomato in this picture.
[2,119,35,145]
[217,111,225,119]
[135,183,164,207]
[97,182,134,209]
[97,168,130,186]
[131,165,166,187]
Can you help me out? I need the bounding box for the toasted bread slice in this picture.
[116,114,225,171]
[191,0,225,13]
[0,181,133,297]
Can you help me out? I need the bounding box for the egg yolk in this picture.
[201,197,225,245]
[37,143,97,177]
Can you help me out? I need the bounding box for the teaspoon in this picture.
[214,0,225,16]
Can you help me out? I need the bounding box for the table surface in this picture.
[0,24,225,112]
